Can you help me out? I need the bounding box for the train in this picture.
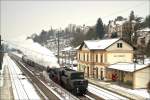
[47,67,88,95]
[22,54,88,95]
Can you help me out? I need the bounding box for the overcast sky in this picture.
[0,0,149,41]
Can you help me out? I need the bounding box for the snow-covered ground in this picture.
[5,54,41,100]
[0,55,6,87]
[88,84,129,100]
[111,84,150,99]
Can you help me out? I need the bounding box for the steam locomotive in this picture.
[22,55,88,96]
[47,67,88,95]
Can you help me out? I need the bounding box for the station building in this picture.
[77,38,133,80]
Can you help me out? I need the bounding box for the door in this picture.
[96,67,98,79]
[87,67,89,77]
[100,68,103,80]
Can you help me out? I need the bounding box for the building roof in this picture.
[83,38,120,50]
[61,46,76,52]
[107,62,149,72]
[75,45,80,50]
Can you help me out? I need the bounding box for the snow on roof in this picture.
[75,45,80,50]
[115,20,125,25]
[131,20,136,23]
[84,38,120,50]
[137,27,150,32]
[144,58,150,65]
[110,21,116,27]
[61,46,76,52]
[108,62,149,72]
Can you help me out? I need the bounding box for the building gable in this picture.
[78,42,90,51]
[81,44,89,50]
[106,40,133,51]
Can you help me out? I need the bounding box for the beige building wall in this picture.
[134,67,150,88]
[106,40,133,51]
[107,53,133,64]
[106,40,133,64]
[94,65,105,79]
[124,72,133,83]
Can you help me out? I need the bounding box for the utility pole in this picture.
[0,35,2,70]
[0,35,1,48]
[57,30,60,64]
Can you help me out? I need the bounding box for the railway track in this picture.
[10,55,61,100]
[10,53,104,100]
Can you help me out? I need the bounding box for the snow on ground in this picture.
[88,84,128,100]
[0,54,7,87]
[6,54,41,100]
[111,84,150,99]
[12,52,23,58]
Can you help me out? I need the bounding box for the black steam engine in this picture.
[47,67,88,95]
[21,55,88,96]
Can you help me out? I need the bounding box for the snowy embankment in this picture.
[88,84,129,100]
[5,54,41,100]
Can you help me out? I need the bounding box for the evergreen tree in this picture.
[135,16,143,23]
[111,32,118,38]
[122,22,132,45]
[96,18,105,39]
[122,11,135,45]
[129,10,135,22]
[39,30,48,44]
[142,15,150,28]
[85,27,97,40]
[115,16,124,21]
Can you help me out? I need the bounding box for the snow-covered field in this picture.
[5,54,41,100]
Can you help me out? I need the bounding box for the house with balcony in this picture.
[77,38,133,80]
[136,27,150,46]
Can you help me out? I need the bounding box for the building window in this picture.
[79,53,80,60]
[83,53,85,61]
[117,43,123,48]
[96,54,98,62]
[101,54,103,63]
[87,54,89,61]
